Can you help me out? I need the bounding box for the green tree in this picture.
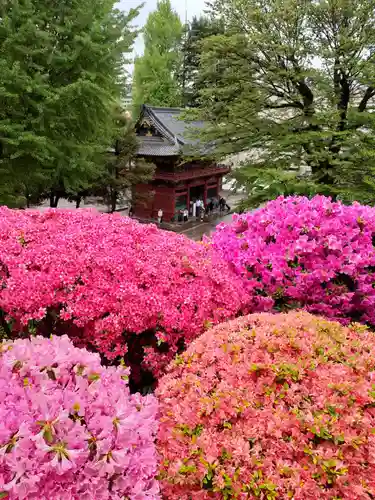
[0,0,139,207]
[193,0,375,207]
[133,0,183,108]
[180,16,224,107]
[95,109,155,212]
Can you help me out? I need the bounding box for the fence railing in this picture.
[154,164,230,181]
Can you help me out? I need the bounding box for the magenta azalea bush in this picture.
[0,335,159,499]
[157,311,375,499]
[210,195,375,326]
[0,208,248,387]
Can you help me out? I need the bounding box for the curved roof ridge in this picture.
[144,105,183,112]
[143,105,184,145]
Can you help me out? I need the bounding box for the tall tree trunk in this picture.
[110,190,117,213]
[311,161,335,186]
[50,192,60,208]
[0,309,11,339]
[76,197,82,209]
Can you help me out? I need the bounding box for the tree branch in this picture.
[294,79,314,113]
[288,55,315,116]
[358,86,375,112]
[331,58,350,154]
[264,102,304,110]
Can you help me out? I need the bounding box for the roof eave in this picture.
[143,105,187,146]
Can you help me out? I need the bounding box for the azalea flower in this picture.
[157,311,375,499]
[210,195,375,327]
[0,335,159,499]
[0,208,247,386]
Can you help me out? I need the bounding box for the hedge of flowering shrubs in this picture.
[4,197,375,497]
[210,195,375,326]
[0,335,159,499]
[157,311,375,499]
[0,208,248,388]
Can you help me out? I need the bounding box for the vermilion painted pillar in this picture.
[186,181,190,210]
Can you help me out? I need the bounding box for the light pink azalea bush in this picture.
[210,195,375,326]
[0,208,248,387]
[0,335,159,499]
[157,311,375,499]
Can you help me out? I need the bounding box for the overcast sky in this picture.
[117,0,206,60]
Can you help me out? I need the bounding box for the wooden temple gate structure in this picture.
[134,105,230,222]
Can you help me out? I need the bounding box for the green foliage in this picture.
[193,0,375,208]
[0,0,139,207]
[133,0,183,108]
[95,109,155,211]
[180,16,225,107]
[233,167,331,210]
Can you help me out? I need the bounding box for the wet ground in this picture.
[169,191,244,240]
[32,191,244,241]
[33,199,125,213]
[175,212,234,240]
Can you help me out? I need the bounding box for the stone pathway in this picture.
[174,212,234,240]
[32,191,244,241]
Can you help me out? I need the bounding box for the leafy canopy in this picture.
[180,15,225,107]
[95,109,155,212]
[133,0,183,108]
[0,0,139,207]
[194,0,375,207]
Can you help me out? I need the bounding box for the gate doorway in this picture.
[189,184,205,202]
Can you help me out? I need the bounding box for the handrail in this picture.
[154,164,230,181]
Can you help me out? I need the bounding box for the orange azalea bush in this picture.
[157,311,375,499]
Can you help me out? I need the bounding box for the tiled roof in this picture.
[137,137,180,156]
[137,105,206,157]
[145,106,204,145]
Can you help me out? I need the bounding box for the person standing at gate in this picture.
[158,208,163,224]
[196,198,202,219]
[200,204,205,222]
[192,200,197,218]
[183,208,188,222]
[219,197,231,213]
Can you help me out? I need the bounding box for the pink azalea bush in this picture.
[0,208,248,387]
[209,195,375,325]
[0,335,159,499]
[157,311,375,499]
